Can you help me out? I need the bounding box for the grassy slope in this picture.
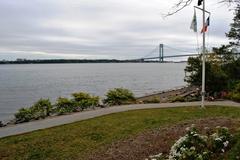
[0,106,240,160]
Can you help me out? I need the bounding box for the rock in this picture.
[0,121,6,127]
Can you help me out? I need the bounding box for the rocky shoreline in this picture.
[137,85,200,103]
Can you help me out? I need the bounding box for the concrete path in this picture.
[0,101,239,138]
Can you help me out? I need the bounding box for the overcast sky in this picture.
[0,0,234,60]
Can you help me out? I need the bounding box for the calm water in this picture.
[0,63,186,121]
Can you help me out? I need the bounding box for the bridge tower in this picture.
[159,44,164,63]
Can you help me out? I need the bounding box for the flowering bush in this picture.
[209,126,232,154]
[147,125,233,160]
[168,125,210,160]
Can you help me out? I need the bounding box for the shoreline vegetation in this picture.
[0,86,197,127]
[0,85,237,128]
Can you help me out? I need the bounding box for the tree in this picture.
[226,5,240,46]
[184,55,228,93]
[212,45,235,62]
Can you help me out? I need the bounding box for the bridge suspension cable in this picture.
[164,44,198,53]
[142,46,159,58]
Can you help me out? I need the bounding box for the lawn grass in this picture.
[0,106,240,160]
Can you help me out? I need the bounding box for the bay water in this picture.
[0,63,186,121]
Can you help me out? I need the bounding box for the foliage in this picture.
[55,97,76,115]
[185,47,239,95]
[143,97,161,103]
[14,92,100,123]
[226,5,240,46]
[228,81,240,102]
[184,57,202,87]
[210,127,232,153]
[72,92,99,110]
[148,126,233,160]
[103,88,136,106]
[15,99,53,123]
[230,92,240,102]
[227,132,240,159]
[15,108,34,123]
[170,96,185,102]
[31,99,53,119]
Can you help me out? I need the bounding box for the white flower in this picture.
[221,149,225,153]
[193,133,199,137]
[149,153,162,158]
[215,137,222,141]
[223,141,229,147]
[190,146,196,150]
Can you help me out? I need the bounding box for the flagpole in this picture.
[201,0,206,108]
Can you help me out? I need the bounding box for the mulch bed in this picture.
[88,117,240,160]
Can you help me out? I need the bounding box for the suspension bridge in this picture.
[129,44,240,63]
[131,44,200,63]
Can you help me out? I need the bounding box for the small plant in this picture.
[210,126,232,153]
[103,88,136,106]
[147,125,233,160]
[55,97,76,115]
[31,99,53,119]
[230,93,240,102]
[170,96,185,102]
[229,81,240,102]
[168,125,210,160]
[72,92,99,110]
[15,107,34,123]
[14,99,52,123]
[143,97,160,104]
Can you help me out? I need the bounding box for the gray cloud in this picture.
[0,0,234,60]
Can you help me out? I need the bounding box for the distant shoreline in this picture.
[0,59,187,65]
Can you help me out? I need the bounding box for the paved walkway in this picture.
[0,101,239,138]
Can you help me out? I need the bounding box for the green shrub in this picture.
[15,108,33,123]
[31,99,53,119]
[185,96,200,102]
[229,81,240,102]
[103,88,136,106]
[170,96,185,102]
[143,97,160,104]
[231,93,240,102]
[15,99,53,123]
[72,92,99,110]
[55,97,76,115]
[235,81,240,93]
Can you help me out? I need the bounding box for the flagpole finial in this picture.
[198,0,203,6]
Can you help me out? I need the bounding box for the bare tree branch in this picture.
[165,0,193,17]
[165,0,240,17]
